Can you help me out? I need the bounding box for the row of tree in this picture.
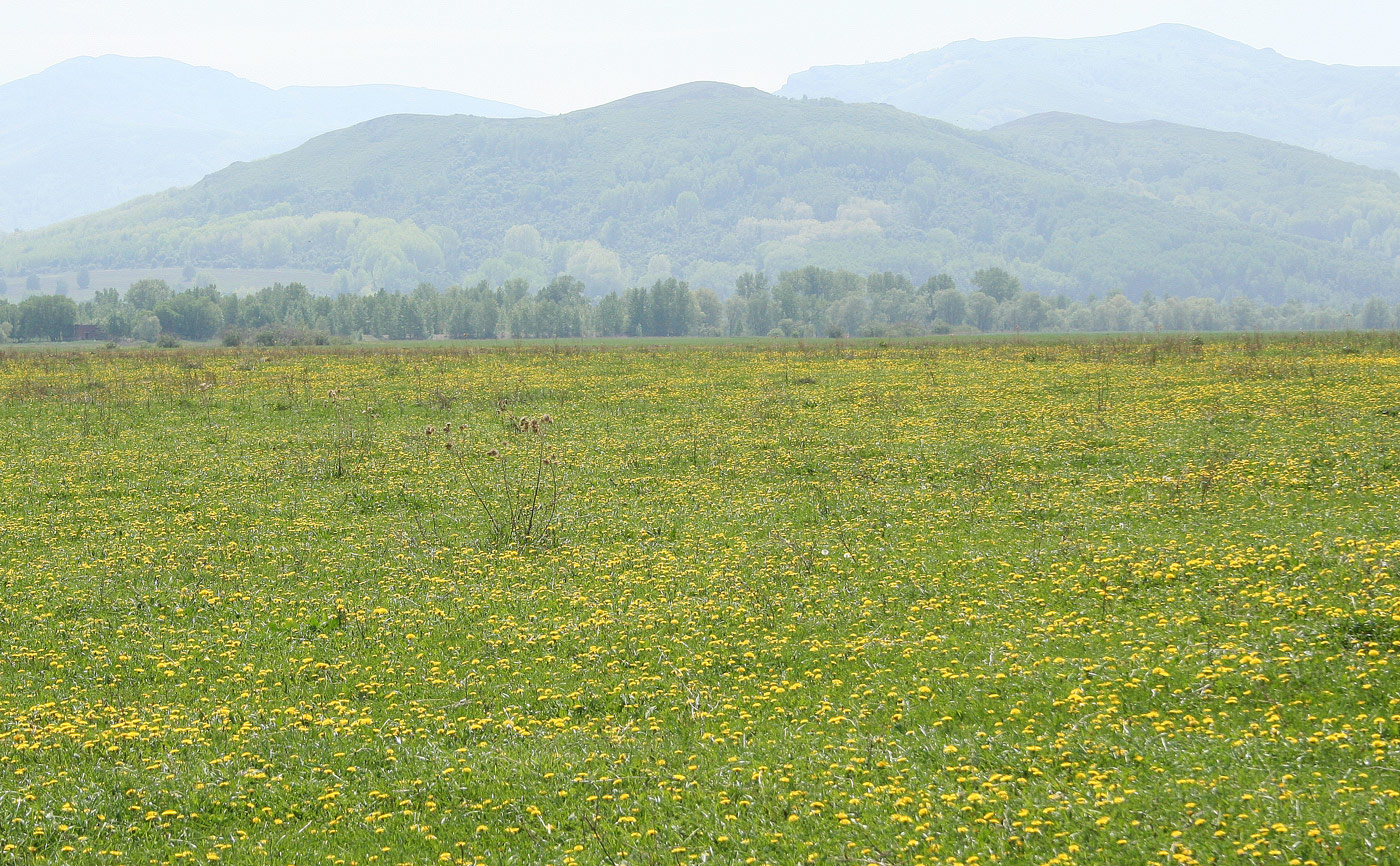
[1,268,1396,345]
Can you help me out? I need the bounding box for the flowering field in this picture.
[1,335,1398,866]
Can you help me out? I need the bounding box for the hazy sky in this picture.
[5,0,1400,114]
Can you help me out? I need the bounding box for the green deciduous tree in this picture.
[971,267,1021,302]
[127,279,172,311]
[17,294,78,341]
[1362,296,1392,329]
[931,287,966,326]
[594,292,626,336]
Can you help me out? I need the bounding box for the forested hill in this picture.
[986,113,1400,259]
[779,24,1400,174]
[4,82,1399,304]
[0,55,542,230]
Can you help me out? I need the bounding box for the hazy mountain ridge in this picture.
[3,83,1398,304]
[0,55,543,230]
[986,113,1400,255]
[779,24,1400,173]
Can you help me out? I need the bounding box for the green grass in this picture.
[1,333,1397,865]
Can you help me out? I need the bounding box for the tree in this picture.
[734,271,769,299]
[965,291,997,331]
[156,288,225,340]
[133,314,162,343]
[644,254,673,283]
[645,278,694,336]
[127,279,172,311]
[538,274,586,306]
[922,273,955,302]
[1228,296,1259,331]
[594,292,626,336]
[1362,296,1392,330]
[735,272,772,336]
[412,283,443,335]
[623,286,647,336]
[17,294,78,341]
[76,269,91,291]
[676,191,701,224]
[565,241,624,294]
[504,224,544,258]
[25,274,40,293]
[827,294,870,337]
[693,288,723,336]
[500,278,531,308]
[1006,292,1049,331]
[535,275,587,337]
[723,295,747,337]
[971,267,1021,302]
[931,288,966,326]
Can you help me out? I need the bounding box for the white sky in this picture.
[4,0,1400,114]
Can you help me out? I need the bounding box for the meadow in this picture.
[1,334,1397,866]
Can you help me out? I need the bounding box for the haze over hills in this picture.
[779,24,1400,174]
[984,112,1400,254]
[0,55,543,231]
[3,83,1399,304]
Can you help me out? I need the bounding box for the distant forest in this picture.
[7,86,1400,310]
[1,268,1395,345]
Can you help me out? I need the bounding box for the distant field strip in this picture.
[1,335,1397,865]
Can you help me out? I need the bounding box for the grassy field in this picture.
[1,334,1397,866]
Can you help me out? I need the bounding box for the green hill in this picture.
[987,113,1400,254]
[3,82,1398,303]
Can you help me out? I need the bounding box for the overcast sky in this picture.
[5,0,1400,114]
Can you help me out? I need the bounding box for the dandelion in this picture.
[1,338,1395,866]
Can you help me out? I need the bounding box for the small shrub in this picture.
[428,413,563,549]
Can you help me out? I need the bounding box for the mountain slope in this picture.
[0,55,542,230]
[986,112,1400,260]
[3,83,1397,304]
[779,25,1400,173]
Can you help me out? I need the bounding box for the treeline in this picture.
[1,268,1396,344]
